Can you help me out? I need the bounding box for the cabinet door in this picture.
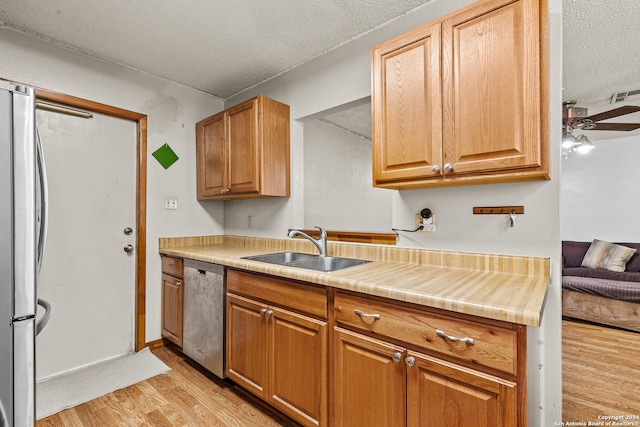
[196,112,227,199]
[333,327,406,427]
[269,306,328,427]
[372,22,442,185]
[227,98,260,195]
[406,351,517,427]
[161,274,183,347]
[442,0,541,176]
[226,293,269,399]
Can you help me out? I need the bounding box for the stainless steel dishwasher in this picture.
[183,259,226,378]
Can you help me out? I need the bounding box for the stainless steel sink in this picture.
[288,256,370,272]
[242,252,370,272]
[243,251,317,264]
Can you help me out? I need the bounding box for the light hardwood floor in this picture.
[35,345,300,427]
[563,319,640,422]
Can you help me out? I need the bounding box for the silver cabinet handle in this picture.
[175,282,182,287]
[405,356,415,367]
[123,244,134,253]
[354,309,380,320]
[260,308,267,315]
[392,352,402,362]
[431,165,440,173]
[220,188,230,194]
[266,309,273,317]
[444,163,453,172]
[436,329,475,345]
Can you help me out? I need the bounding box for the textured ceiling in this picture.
[2,0,638,141]
[0,0,433,99]
[563,0,640,140]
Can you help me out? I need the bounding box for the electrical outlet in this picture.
[423,223,437,232]
[164,197,178,210]
[415,212,436,232]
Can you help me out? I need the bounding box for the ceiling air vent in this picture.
[610,89,640,104]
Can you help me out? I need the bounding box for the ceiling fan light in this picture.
[562,134,577,149]
[574,134,595,153]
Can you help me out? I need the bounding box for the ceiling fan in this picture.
[563,101,640,132]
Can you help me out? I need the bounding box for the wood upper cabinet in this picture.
[161,256,184,347]
[372,0,547,189]
[372,21,442,183]
[197,112,226,197]
[226,271,328,427]
[196,95,290,200]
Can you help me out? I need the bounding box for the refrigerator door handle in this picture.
[36,127,48,279]
[36,298,51,336]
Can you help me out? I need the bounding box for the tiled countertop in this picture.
[159,235,550,326]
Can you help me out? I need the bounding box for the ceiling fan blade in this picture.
[591,122,640,131]
[586,105,640,123]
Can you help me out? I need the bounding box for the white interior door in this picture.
[35,108,137,380]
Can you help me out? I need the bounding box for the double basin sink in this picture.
[242,252,370,272]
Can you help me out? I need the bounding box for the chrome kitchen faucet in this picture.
[288,226,327,257]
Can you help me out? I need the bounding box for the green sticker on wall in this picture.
[152,143,179,169]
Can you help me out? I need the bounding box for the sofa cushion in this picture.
[563,267,640,283]
[581,239,637,272]
[562,241,591,268]
[615,243,640,272]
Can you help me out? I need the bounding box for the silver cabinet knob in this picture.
[392,352,402,362]
[444,163,452,172]
[175,281,182,287]
[123,244,134,253]
[405,356,415,367]
[260,308,267,315]
[123,227,133,235]
[220,188,230,194]
[431,165,440,173]
[266,309,273,317]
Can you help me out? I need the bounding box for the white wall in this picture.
[0,28,225,352]
[562,134,640,242]
[224,0,564,425]
[303,119,392,231]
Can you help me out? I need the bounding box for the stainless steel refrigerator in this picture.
[0,81,51,427]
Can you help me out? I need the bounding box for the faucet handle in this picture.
[313,226,327,239]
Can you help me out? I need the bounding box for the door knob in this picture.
[123,244,134,253]
[123,227,133,235]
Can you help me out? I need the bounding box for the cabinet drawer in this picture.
[334,292,517,375]
[161,256,183,277]
[228,269,327,319]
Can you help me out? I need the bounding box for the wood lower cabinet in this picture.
[372,0,547,189]
[333,328,407,427]
[407,351,517,427]
[226,271,328,427]
[196,95,290,200]
[226,294,268,397]
[333,291,525,427]
[161,256,183,347]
